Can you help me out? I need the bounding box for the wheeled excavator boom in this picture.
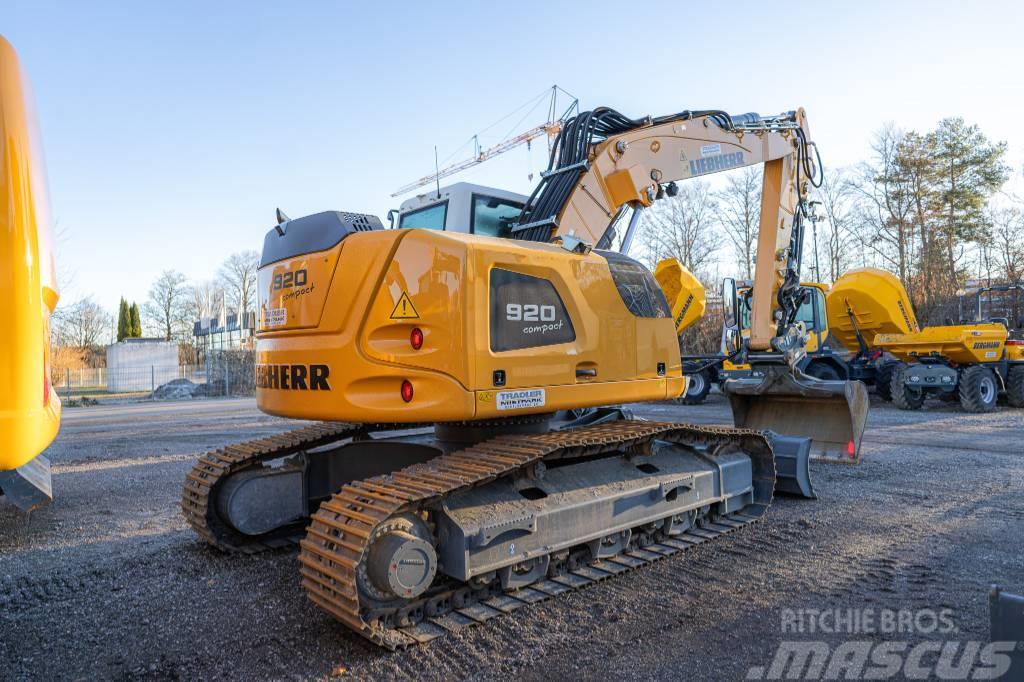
[183,106,865,648]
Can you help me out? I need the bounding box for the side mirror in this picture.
[721,277,741,354]
[722,278,739,329]
[386,209,399,229]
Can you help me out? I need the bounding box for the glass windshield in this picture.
[739,286,825,332]
[472,194,523,238]
[399,201,447,230]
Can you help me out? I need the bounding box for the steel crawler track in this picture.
[295,420,776,649]
[182,420,776,648]
[181,422,395,552]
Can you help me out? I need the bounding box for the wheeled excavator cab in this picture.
[722,278,870,464]
[0,36,61,510]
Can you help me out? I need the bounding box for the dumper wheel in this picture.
[890,362,925,410]
[959,365,999,413]
[805,361,841,381]
[1008,366,1024,408]
[874,361,896,401]
[678,368,711,405]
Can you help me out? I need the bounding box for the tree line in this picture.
[52,249,260,352]
[637,116,1022,328]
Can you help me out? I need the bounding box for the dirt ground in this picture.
[1,394,1021,681]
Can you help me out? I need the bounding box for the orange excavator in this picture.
[182,105,866,647]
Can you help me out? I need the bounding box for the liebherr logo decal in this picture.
[896,300,914,332]
[675,294,694,329]
[256,363,330,390]
[688,151,744,176]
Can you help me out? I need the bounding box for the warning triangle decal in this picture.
[390,291,419,319]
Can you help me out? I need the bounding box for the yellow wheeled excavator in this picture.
[182,106,867,648]
[0,36,61,512]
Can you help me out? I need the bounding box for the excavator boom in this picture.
[514,107,868,461]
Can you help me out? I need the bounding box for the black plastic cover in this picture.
[598,250,671,318]
[260,211,383,267]
[490,269,576,352]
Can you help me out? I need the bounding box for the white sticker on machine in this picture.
[265,307,287,328]
[496,389,546,411]
[700,143,721,157]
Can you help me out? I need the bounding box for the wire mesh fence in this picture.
[54,350,257,399]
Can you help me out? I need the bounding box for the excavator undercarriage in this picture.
[184,413,793,648]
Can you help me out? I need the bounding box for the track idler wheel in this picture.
[359,515,437,602]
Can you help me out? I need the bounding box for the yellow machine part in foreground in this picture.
[256,229,687,422]
[0,36,61,476]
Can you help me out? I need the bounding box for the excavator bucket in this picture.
[726,361,869,464]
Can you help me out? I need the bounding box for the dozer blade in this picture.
[726,362,869,464]
[764,433,816,498]
[0,454,53,511]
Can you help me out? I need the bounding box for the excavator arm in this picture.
[515,108,812,348]
[514,107,868,462]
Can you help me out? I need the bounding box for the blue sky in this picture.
[6,1,1024,310]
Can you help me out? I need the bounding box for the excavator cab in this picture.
[0,36,61,510]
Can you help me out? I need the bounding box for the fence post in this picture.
[65,367,70,396]
[225,361,230,397]
[151,365,155,393]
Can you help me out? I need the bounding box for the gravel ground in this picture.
[1,394,1021,681]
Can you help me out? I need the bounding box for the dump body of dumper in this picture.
[826,267,918,350]
[875,324,1008,364]
[0,36,61,511]
[654,258,706,334]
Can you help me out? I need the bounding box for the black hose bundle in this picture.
[513,107,733,242]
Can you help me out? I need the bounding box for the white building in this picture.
[106,339,179,392]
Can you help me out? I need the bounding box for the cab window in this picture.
[794,288,827,332]
[739,287,825,332]
[471,194,524,238]
[399,201,447,230]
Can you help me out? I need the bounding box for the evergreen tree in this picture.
[129,302,143,337]
[117,298,130,342]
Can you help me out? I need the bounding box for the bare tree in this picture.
[144,270,192,341]
[813,167,858,282]
[218,250,259,315]
[190,279,225,322]
[52,296,112,348]
[851,124,918,297]
[715,167,761,279]
[638,181,723,276]
[988,205,1024,282]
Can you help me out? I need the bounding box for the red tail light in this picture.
[846,440,856,457]
[400,380,414,403]
[410,327,423,350]
[1007,340,1023,346]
